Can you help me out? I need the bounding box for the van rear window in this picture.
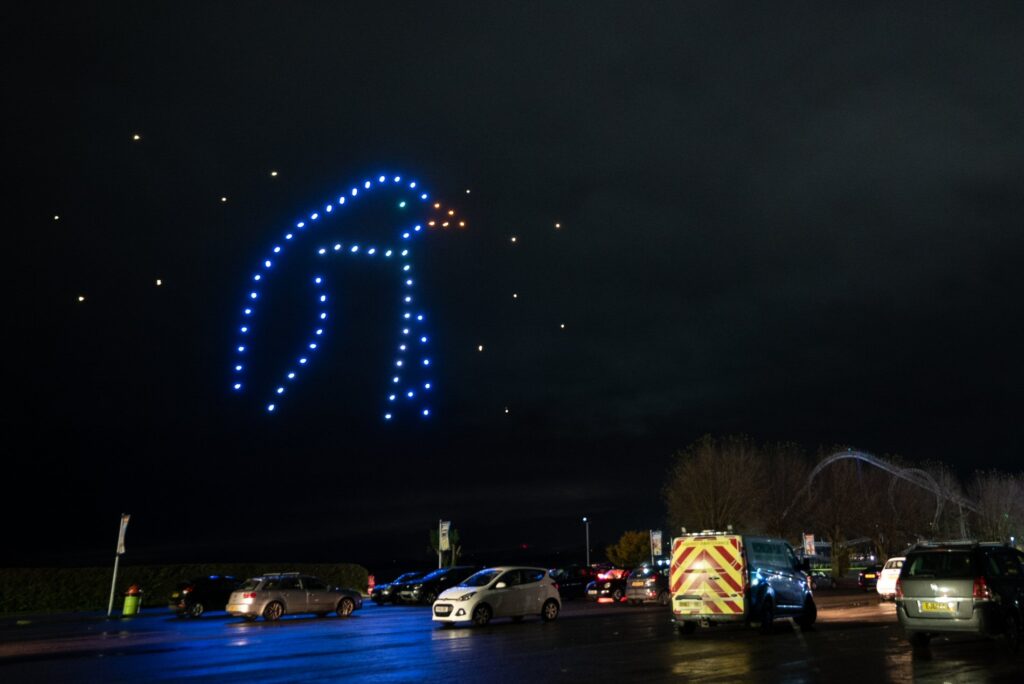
[904,551,974,579]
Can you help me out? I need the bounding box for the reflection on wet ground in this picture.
[0,592,1021,682]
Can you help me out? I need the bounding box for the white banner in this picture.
[650,529,663,557]
[116,514,131,555]
[803,533,815,557]
[439,520,451,552]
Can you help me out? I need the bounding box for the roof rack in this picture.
[909,539,1011,550]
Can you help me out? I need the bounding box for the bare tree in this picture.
[968,470,1024,542]
[758,441,811,540]
[664,434,766,534]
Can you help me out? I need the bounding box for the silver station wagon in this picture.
[226,572,363,621]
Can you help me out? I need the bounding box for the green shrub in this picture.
[0,562,368,614]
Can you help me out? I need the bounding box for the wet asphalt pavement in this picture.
[1,591,1021,683]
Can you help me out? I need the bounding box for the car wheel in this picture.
[541,599,559,622]
[795,596,817,630]
[759,598,775,635]
[472,604,492,626]
[188,602,205,618]
[908,631,931,648]
[612,589,623,602]
[337,597,355,617]
[1005,611,1022,652]
[658,592,670,607]
[263,601,284,622]
[677,621,697,635]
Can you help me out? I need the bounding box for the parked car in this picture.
[432,566,560,626]
[876,557,905,600]
[585,568,629,602]
[226,573,363,621]
[858,565,882,591]
[548,565,598,600]
[397,566,479,604]
[670,531,816,634]
[372,571,425,605]
[625,564,670,605]
[895,542,1024,649]
[169,575,240,617]
[809,570,837,590]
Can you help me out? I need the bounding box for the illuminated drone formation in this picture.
[231,174,464,420]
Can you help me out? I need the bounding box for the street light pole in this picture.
[583,516,590,567]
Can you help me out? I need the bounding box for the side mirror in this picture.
[495,581,508,589]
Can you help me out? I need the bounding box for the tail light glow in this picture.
[242,592,257,599]
[972,576,992,600]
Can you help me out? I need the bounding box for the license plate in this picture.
[171,592,180,598]
[864,574,876,579]
[921,601,956,613]
[675,599,701,611]
[434,605,451,616]
[588,590,597,595]
[631,581,645,587]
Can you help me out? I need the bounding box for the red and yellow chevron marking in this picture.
[670,535,745,616]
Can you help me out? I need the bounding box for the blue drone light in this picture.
[231,172,455,420]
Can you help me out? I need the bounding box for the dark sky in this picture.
[7,2,1023,569]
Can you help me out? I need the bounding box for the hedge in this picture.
[0,562,368,614]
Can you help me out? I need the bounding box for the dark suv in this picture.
[396,566,479,604]
[896,542,1023,649]
[169,575,240,617]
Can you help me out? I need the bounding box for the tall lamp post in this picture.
[582,516,590,567]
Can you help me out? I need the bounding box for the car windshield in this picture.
[461,569,502,587]
[239,578,261,591]
[419,568,450,582]
[628,566,653,578]
[905,551,974,578]
[393,572,419,583]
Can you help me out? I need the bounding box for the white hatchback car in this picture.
[875,556,905,600]
[432,566,561,626]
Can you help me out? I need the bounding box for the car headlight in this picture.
[412,584,423,590]
[604,582,611,589]
[458,592,476,601]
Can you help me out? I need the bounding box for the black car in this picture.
[859,565,882,591]
[396,566,480,604]
[585,568,629,602]
[810,570,838,590]
[372,571,425,605]
[169,575,240,617]
[548,565,599,600]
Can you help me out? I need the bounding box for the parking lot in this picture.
[1,590,1021,683]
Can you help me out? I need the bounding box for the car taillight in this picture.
[552,583,559,591]
[894,578,903,599]
[972,576,992,600]
[242,592,256,599]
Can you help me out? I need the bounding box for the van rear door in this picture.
[670,534,746,619]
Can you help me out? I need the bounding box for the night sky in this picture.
[7,2,1023,569]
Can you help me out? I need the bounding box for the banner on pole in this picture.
[803,533,815,557]
[439,520,451,552]
[116,514,130,555]
[650,529,663,557]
